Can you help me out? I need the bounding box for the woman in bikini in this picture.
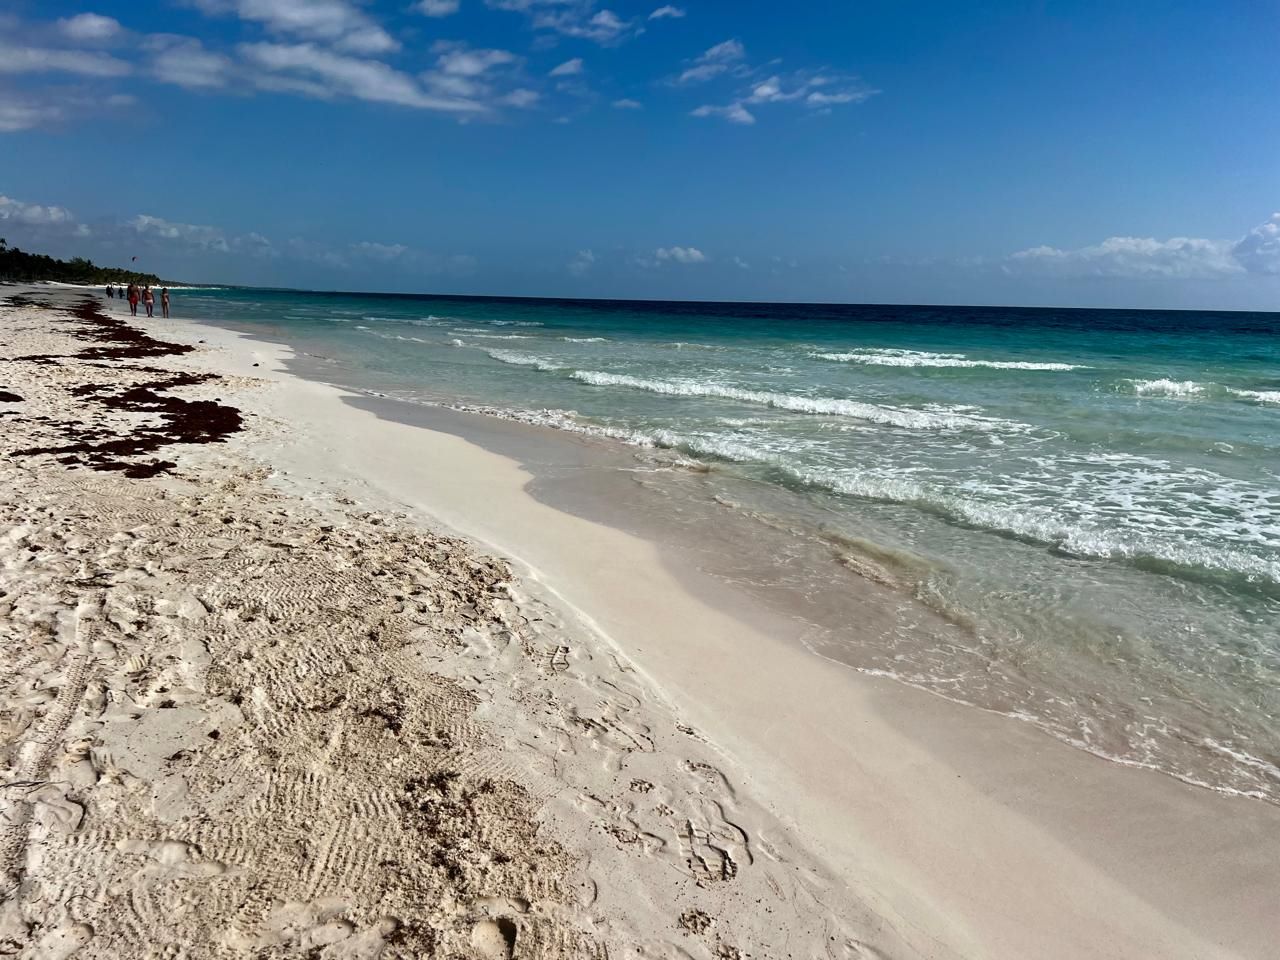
[161,287,170,319]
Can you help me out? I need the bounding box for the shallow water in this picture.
[180,288,1280,803]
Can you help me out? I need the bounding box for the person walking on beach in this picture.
[161,287,170,319]
[143,285,155,318]
[106,284,114,299]
[127,283,139,316]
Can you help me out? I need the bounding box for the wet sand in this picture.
[271,378,1280,960]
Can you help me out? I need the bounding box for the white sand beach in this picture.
[3,285,1279,959]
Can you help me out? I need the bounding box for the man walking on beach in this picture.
[127,283,139,316]
[143,285,155,318]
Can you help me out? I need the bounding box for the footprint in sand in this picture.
[470,917,518,959]
[31,922,93,960]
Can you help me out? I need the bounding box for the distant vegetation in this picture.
[0,238,162,286]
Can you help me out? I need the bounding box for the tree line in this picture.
[0,238,163,286]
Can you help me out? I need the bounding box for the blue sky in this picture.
[2,0,1278,308]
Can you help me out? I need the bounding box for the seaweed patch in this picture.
[8,296,241,478]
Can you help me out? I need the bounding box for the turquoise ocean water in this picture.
[180,288,1280,803]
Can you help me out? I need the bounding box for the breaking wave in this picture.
[485,349,565,372]
[1230,388,1280,404]
[568,371,1026,431]
[1127,379,1210,398]
[812,348,1085,371]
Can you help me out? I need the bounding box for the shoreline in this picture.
[1,287,905,958]
[49,278,1280,316]
[5,285,1280,957]
[330,379,1278,807]
[179,296,1280,791]
[155,291,1280,955]
[173,294,1280,957]
[179,295,1280,810]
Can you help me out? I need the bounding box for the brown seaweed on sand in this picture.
[6,295,241,478]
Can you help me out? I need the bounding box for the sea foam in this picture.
[486,349,565,372]
[1123,380,1280,404]
[482,349,1027,431]
[1127,379,1208,397]
[1230,388,1280,404]
[568,370,1025,432]
[812,348,1085,370]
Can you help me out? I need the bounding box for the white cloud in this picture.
[807,90,874,106]
[700,39,744,61]
[241,42,484,112]
[745,76,787,102]
[415,0,461,16]
[649,5,685,19]
[676,38,744,84]
[546,9,632,44]
[656,245,706,264]
[126,213,286,261]
[0,190,479,277]
[435,46,517,77]
[674,37,879,125]
[612,98,641,109]
[1007,214,1280,281]
[252,72,336,100]
[694,70,878,125]
[0,194,89,237]
[733,256,750,269]
[0,196,77,226]
[130,214,233,252]
[419,44,530,108]
[193,0,399,54]
[0,43,131,78]
[338,26,400,55]
[1008,237,1242,280]
[0,87,134,133]
[1232,213,1280,275]
[491,1,637,45]
[568,249,595,275]
[691,102,755,125]
[0,99,48,133]
[747,73,877,106]
[57,13,123,41]
[549,57,584,77]
[149,36,234,89]
[677,63,727,84]
[500,88,540,108]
